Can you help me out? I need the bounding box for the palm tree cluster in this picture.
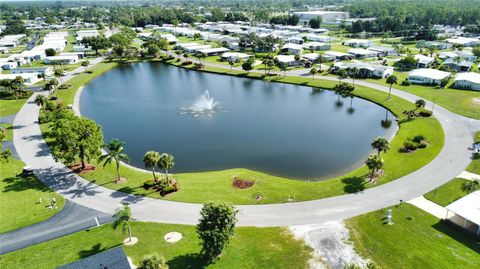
[143,151,175,186]
[365,137,390,183]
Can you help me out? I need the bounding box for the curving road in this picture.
[12,61,480,228]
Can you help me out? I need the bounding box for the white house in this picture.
[275,55,299,66]
[425,41,452,50]
[197,47,229,56]
[408,68,451,85]
[220,52,252,62]
[76,30,100,41]
[414,54,435,68]
[44,55,79,65]
[0,59,18,70]
[367,46,397,57]
[286,36,304,45]
[324,51,353,61]
[334,62,393,78]
[453,72,480,91]
[0,46,9,54]
[303,42,331,51]
[301,53,320,62]
[343,39,372,48]
[10,66,53,76]
[446,37,480,47]
[442,58,473,72]
[280,43,303,55]
[348,48,378,59]
[0,73,41,85]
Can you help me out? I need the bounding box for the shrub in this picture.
[412,135,425,143]
[193,63,204,69]
[182,60,193,66]
[160,185,177,196]
[403,141,418,151]
[419,109,432,117]
[143,178,156,189]
[401,79,411,86]
[417,142,428,148]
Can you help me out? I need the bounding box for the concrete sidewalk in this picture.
[457,171,480,181]
[408,196,448,219]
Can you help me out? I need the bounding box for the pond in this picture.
[80,62,397,180]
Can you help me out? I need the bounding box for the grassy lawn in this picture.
[0,222,312,269]
[0,98,29,117]
[346,204,480,269]
[57,61,119,105]
[365,72,480,119]
[466,131,480,174]
[424,178,471,206]
[41,58,444,205]
[0,158,65,233]
[1,123,13,141]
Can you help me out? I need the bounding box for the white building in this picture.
[44,55,79,65]
[275,55,299,66]
[303,42,330,51]
[408,68,451,85]
[446,37,480,47]
[343,39,372,48]
[76,30,100,41]
[323,51,353,61]
[280,43,303,55]
[334,62,393,78]
[220,52,252,62]
[414,54,435,68]
[0,73,41,85]
[348,48,378,59]
[453,72,480,91]
[293,11,349,24]
[10,66,53,76]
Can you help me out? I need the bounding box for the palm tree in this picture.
[337,69,347,83]
[310,67,318,79]
[113,203,133,242]
[99,139,130,183]
[371,137,390,155]
[158,153,175,185]
[351,67,358,85]
[386,75,397,100]
[462,180,479,194]
[365,154,384,182]
[415,99,426,110]
[34,95,47,110]
[228,59,235,71]
[143,151,161,181]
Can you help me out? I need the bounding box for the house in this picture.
[0,73,41,85]
[44,55,79,65]
[76,30,99,41]
[453,72,480,90]
[275,55,299,66]
[10,66,54,76]
[323,51,353,61]
[58,246,133,269]
[73,45,91,52]
[0,46,9,54]
[0,60,18,70]
[367,46,397,57]
[333,62,394,78]
[280,43,303,55]
[303,42,331,51]
[414,54,435,68]
[293,11,349,24]
[286,36,304,45]
[445,191,480,235]
[446,37,480,47]
[348,48,378,59]
[197,47,229,56]
[184,45,212,53]
[220,52,252,62]
[342,39,372,48]
[425,41,452,50]
[442,58,473,72]
[439,51,477,62]
[301,53,320,62]
[408,68,451,85]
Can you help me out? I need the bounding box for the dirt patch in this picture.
[114,177,127,184]
[472,98,480,108]
[367,169,384,183]
[69,163,96,174]
[232,177,255,189]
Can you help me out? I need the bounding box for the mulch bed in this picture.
[232,177,255,189]
[69,163,96,175]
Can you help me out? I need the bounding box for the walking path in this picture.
[457,171,480,181]
[407,196,448,219]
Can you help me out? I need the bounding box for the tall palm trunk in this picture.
[80,146,85,169]
[388,84,392,99]
[165,169,169,185]
[128,224,132,241]
[115,157,121,181]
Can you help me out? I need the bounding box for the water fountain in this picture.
[180,90,225,117]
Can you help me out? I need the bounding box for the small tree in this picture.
[337,69,348,83]
[228,59,235,71]
[310,67,318,79]
[241,61,253,72]
[143,151,161,181]
[138,254,169,269]
[158,153,174,184]
[197,201,238,262]
[34,95,48,111]
[365,154,384,182]
[81,61,89,67]
[415,99,426,110]
[277,61,288,77]
[113,203,133,242]
[371,137,390,155]
[386,75,397,99]
[45,48,56,56]
[98,139,130,182]
[462,180,479,194]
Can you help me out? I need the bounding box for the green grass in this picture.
[346,204,480,269]
[57,62,119,105]
[41,58,444,205]
[365,72,480,119]
[466,131,480,174]
[0,222,312,269]
[0,98,29,117]
[0,158,65,233]
[424,178,471,206]
[1,123,13,141]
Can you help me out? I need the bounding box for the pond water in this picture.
[81,62,397,180]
